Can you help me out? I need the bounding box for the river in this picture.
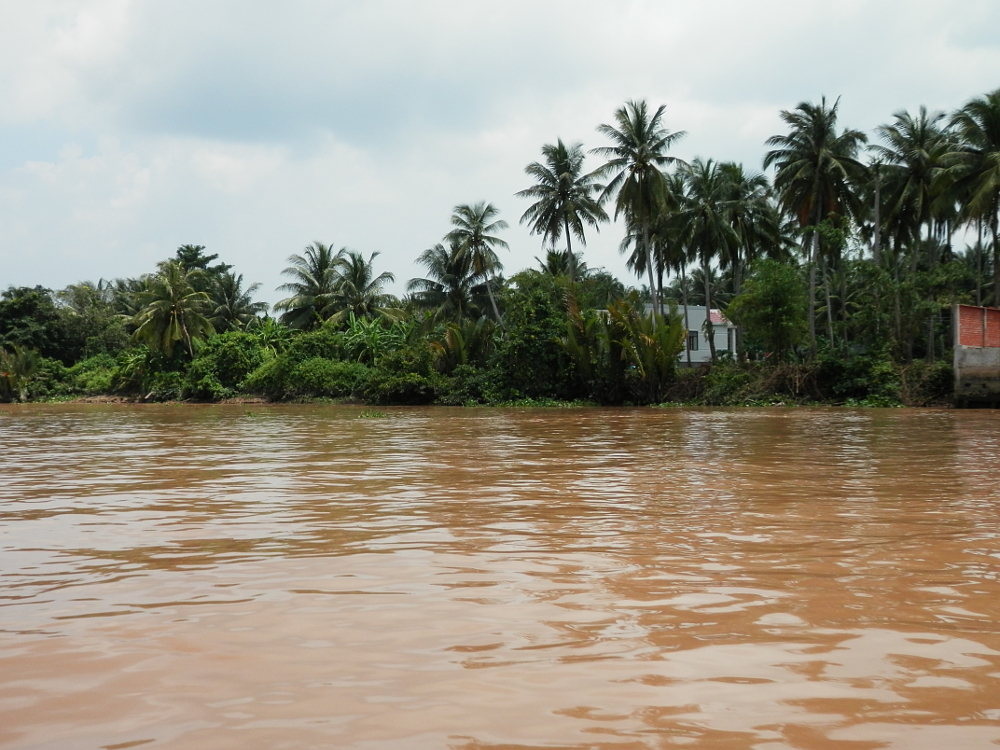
[1,405,999,749]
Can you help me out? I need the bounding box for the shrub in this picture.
[292,358,369,398]
[185,332,266,400]
[69,354,118,396]
[365,343,441,405]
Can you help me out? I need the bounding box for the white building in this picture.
[645,304,737,364]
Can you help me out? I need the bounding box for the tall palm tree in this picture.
[133,260,214,358]
[719,163,789,358]
[945,89,1000,304]
[872,107,950,273]
[274,242,344,329]
[591,100,685,325]
[321,250,398,325]
[408,240,489,323]
[209,272,269,331]
[675,159,740,360]
[516,139,607,280]
[445,202,508,324]
[764,97,867,350]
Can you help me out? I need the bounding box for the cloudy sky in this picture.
[2,0,999,305]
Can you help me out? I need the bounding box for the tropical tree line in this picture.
[3,88,997,405]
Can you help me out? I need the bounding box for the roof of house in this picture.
[709,309,729,325]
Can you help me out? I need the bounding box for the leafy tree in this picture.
[185,331,266,400]
[764,97,867,351]
[0,286,66,361]
[445,202,509,324]
[274,242,344,329]
[591,99,685,324]
[726,259,808,360]
[516,139,607,280]
[133,261,214,358]
[174,244,233,292]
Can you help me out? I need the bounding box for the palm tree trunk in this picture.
[821,255,835,348]
[808,229,818,356]
[703,255,716,361]
[992,218,1000,308]
[681,264,692,367]
[486,280,504,330]
[733,258,744,361]
[644,222,657,330]
[564,215,575,282]
[872,167,881,265]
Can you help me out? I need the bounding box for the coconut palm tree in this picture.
[945,89,1000,304]
[209,272,269,331]
[274,242,344,329]
[763,97,867,351]
[133,260,214,358]
[408,240,489,323]
[674,159,740,360]
[321,250,399,325]
[591,99,686,325]
[445,202,508,324]
[516,139,607,280]
[719,163,790,358]
[872,107,950,274]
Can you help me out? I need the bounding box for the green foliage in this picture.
[68,354,118,396]
[340,313,410,365]
[726,259,809,359]
[0,287,67,361]
[490,271,575,399]
[364,343,441,405]
[285,327,345,361]
[0,345,42,402]
[184,332,266,400]
[430,318,497,374]
[293,358,369,399]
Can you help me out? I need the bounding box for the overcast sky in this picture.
[2,0,999,305]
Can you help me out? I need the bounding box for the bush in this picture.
[185,332,266,400]
[292,358,369,398]
[243,355,296,400]
[69,354,118,395]
[365,343,441,405]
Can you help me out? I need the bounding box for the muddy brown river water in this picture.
[1,405,999,749]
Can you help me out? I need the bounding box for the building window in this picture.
[687,331,699,351]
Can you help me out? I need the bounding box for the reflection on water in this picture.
[2,404,1000,749]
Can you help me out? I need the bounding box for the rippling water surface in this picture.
[2,404,1000,749]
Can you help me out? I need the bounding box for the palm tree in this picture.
[675,159,740,360]
[872,107,950,273]
[536,248,589,281]
[274,242,344,329]
[719,163,789,358]
[321,250,398,325]
[445,202,508,324]
[516,139,607,280]
[591,99,686,326]
[209,272,269,331]
[764,97,867,351]
[133,260,214,358]
[408,240,489,323]
[945,89,1000,304]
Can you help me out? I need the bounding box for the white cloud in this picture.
[1,0,999,300]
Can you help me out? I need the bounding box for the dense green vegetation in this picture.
[4,89,998,407]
